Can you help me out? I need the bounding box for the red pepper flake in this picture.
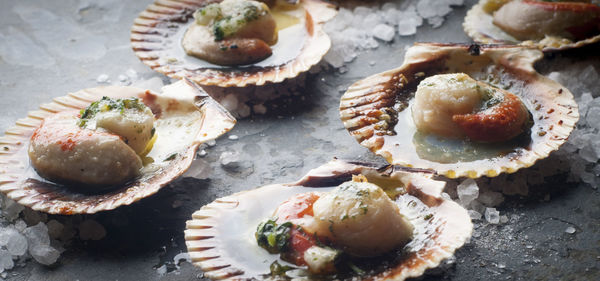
[558,89,563,94]
[547,108,554,114]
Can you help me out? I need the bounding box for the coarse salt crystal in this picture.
[373,24,396,42]
[484,208,500,224]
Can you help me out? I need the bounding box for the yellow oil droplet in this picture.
[486,169,498,177]
[272,10,300,32]
[446,170,456,178]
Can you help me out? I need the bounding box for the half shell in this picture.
[340,43,579,179]
[185,159,473,280]
[463,0,600,51]
[0,78,235,214]
[131,0,337,87]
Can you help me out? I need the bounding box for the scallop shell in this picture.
[131,0,337,87]
[340,43,579,179]
[463,0,600,52]
[0,78,235,214]
[185,159,473,280]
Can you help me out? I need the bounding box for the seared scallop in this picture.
[0,79,235,214]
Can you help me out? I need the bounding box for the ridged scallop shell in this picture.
[463,0,600,52]
[0,78,235,214]
[131,0,337,87]
[340,43,579,179]
[185,159,473,280]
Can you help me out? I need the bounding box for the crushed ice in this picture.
[323,0,464,68]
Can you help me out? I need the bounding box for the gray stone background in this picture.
[0,0,599,280]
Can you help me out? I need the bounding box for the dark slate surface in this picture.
[0,0,599,280]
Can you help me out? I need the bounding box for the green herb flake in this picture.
[269,261,295,277]
[78,96,147,128]
[165,153,178,161]
[424,214,433,220]
[255,219,292,254]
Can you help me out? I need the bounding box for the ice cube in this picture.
[381,2,398,10]
[253,104,267,115]
[353,6,372,19]
[14,219,26,232]
[46,220,64,240]
[125,68,138,80]
[457,178,479,207]
[578,145,598,163]
[586,106,600,130]
[397,6,424,36]
[363,14,382,31]
[417,0,451,18]
[547,72,563,84]
[0,250,13,271]
[22,208,47,226]
[324,47,345,68]
[23,222,50,248]
[427,16,445,28]
[237,103,251,118]
[131,76,164,93]
[382,8,400,24]
[96,74,109,83]
[469,200,486,214]
[373,24,396,42]
[1,197,24,222]
[220,94,239,112]
[484,208,500,224]
[220,151,241,167]
[5,230,27,256]
[477,190,504,207]
[30,244,60,265]
[577,92,593,116]
[185,158,212,180]
[468,210,482,220]
[79,219,106,241]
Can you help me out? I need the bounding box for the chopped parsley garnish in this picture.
[78,96,147,127]
[255,219,292,254]
[194,1,266,41]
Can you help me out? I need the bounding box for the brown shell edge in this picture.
[130,0,337,87]
[339,43,579,179]
[184,159,473,280]
[0,79,235,215]
[463,1,600,52]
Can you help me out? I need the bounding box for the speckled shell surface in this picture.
[463,0,600,52]
[131,0,337,87]
[340,43,579,179]
[0,78,235,214]
[185,159,473,280]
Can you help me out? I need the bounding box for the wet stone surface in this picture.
[0,0,599,280]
